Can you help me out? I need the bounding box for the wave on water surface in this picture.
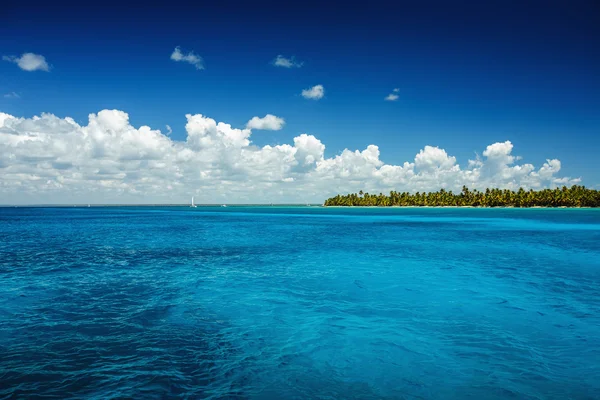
[1,207,599,399]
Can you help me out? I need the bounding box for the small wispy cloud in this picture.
[246,114,285,130]
[385,88,400,101]
[165,125,172,136]
[273,55,303,68]
[170,47,204,70]
[3,92,20,99]
[301,84,324,100]
[2,53,50,72]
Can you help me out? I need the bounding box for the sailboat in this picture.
[190,197,197,208]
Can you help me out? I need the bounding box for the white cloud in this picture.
[415,146,457,171]
[0,109,581,204]
[4,92,20,99]
[2,53,50,72]
[538,159,561,180]
[294,134,325,170]
[246,114,285,131]
[301,85,324,100]
[385,88,400,101]
[170,47,204,70]
[273,55,303,68]
[165,125,172,136]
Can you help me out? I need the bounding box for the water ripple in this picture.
[0,207,599,399]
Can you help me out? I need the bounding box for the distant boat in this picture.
[191,197,197,208]
[88,204,91,208]
[221,204,227,207]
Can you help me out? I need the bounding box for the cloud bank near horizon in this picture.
[0,109,579,204]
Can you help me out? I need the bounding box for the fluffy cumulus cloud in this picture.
[170,47,204,70]
[415,146,457,171]
[273,55,303,68]
[0,109,580,204]
[301,84,324,100]
[246,114,285,130]
[2,53,50,72]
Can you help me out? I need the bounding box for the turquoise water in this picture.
[1,206,599,399]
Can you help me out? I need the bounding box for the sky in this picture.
[1,0,599,204]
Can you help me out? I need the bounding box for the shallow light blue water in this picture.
[1,206,599,399]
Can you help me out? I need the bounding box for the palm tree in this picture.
[324,186,600,207]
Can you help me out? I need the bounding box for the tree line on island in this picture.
[323,186,600,207]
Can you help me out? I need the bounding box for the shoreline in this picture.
[322,205,598,209]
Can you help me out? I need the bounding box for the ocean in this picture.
[1,206,599,399]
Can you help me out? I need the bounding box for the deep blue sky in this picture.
[2,0,599,185]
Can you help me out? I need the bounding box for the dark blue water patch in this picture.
[0,207,599,399]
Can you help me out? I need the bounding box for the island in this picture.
[324,186,600,207]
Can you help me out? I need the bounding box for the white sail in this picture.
[191,197,197,208]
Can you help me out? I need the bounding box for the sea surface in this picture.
[1,206,599,399]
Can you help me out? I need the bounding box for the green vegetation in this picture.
[324,186,600,207]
